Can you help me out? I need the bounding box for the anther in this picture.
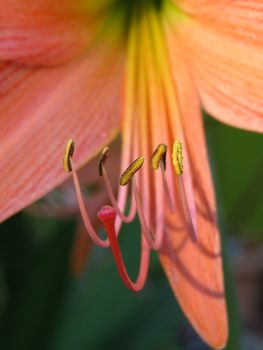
[98,147,109,176]
[172,140,183,175]
[119,155,163,249]
[63,139,75,172]
[120,157,144,186]
[151,144,167,170]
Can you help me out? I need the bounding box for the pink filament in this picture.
[132,178,164,250]
[160,162,175,212]
[98,205,150,292]
[70,158,110,248]
[178,176,198,243]
[101,165,136,224]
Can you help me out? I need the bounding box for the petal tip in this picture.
[200,311,229,350]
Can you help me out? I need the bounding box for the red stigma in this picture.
[97,205,116,221]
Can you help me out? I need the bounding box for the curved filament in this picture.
[70,158,110,248]
[160,162,175,212]
[132,178,164,250]
[177,175,198,243]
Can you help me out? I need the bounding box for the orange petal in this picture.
[159,29,228,349]
[0,37,124,223]
[174,0,233,15]
[0,0,114,65]
[122,8,227,346]
[171,1,263,132]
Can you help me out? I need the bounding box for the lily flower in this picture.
[0,0,262,348]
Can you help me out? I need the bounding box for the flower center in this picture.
[62,138,198,291]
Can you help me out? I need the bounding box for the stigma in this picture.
[62,139,198,291]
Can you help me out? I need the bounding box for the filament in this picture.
[177,175,198,243]
[172,141,198,243]
[115,14,138,235]
[160,162,175,212]
[70,158,110,248]
[132,177,164,250]
[151,144,175,212]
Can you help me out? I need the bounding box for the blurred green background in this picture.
[0,116,262,350]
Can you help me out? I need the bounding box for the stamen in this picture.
[151,143,167,170]
[120,156,164,249]
[98,147,136,224]
[98,205,150,292]
[172,141,198,243]
[172,140,183,175]
[63,140,110,248]
[63,139,75,172]
[120,157,144,186]
[151,144,175,212]
[98,147,109,176]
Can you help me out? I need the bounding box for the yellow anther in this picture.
[151,144,167,170]
[120,157,144,186]
[172,140,183,175]
[99,147,109,176]
[63,139,75,172]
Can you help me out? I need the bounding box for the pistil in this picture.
[98,205,150,292]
